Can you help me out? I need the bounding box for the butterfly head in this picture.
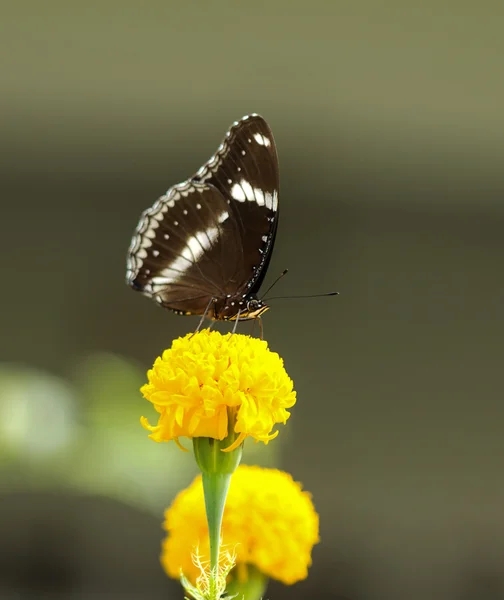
[242,297,269,320]
[218,295,269,321]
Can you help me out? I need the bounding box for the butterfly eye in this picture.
[247,299,259,311]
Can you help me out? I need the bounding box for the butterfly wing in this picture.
[126,114,279,316]
[192,114,280,295]
[126,181,243,314]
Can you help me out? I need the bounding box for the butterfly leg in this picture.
[232,309,242,334]
[194,297,216,333]
[250,317,263,339]
[257,316,264,340]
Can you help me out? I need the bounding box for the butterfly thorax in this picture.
[214,294,269,321]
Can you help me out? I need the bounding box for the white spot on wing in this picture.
[217,211,229,224]
[254,188,265,207]
[230,183,246,202]
[150,275,176,286]
[231,179,270,206]
[253,133,271,147]
[240,180,255,201]
[272,190,278,211]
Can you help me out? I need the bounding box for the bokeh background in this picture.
[1,2,504,599]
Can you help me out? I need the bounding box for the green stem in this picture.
[201,471,233,572]
[193,417,243,598]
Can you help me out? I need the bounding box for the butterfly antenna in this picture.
[261,269,289,300]
[266,291,339,301]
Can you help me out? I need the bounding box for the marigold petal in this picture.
[174,437,189,452]
[175,405,185,428]
[222,431,247,452]
[140,415,156,432]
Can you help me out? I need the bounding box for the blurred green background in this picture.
[1,2,504,599]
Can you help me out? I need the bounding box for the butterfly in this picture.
[126,114,279,329]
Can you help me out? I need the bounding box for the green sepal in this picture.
[193,429,243,476]
[226,565,268,600]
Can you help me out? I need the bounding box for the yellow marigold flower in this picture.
[161,465,319,586]
[140,330,296,450]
